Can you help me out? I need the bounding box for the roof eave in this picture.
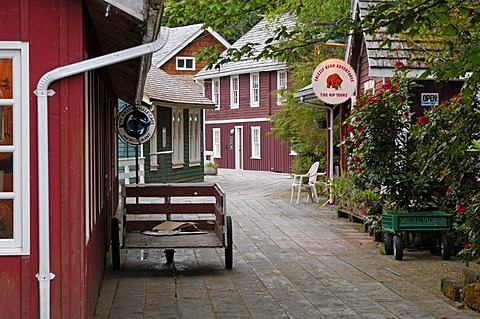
[194,63,287,80]
[152,100,216,109]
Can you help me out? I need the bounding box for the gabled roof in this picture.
[144,67,215,107]
[195,14,296,80]
[353,0,443,78]
[152,24,230,68]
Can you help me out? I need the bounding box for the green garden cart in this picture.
[382,211,453,261]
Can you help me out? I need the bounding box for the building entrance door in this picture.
[234,126,243,170]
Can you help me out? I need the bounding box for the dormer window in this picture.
[176,57,195,71]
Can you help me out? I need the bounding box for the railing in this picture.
[119,157,145,185]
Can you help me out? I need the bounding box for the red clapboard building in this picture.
[195,15,296,173]
[0,1,165,318]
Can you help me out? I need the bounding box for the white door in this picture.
[234,126,243,170]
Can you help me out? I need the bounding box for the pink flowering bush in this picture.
[344,62,480,262]
[343,66,432,211]
[412,92,480,263]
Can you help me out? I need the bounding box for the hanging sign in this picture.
[116,105,156,145]
[311,58,357,105]
[420,93,439,106]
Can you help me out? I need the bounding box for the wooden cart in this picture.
[111,183,233,269]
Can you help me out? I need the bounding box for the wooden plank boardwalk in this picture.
[95,169,480,319]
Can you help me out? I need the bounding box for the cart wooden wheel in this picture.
[111,217,120,270]
[393,234,404,260]
[384,233,394,255]
[225,216,233,269]
[165,250,175,264]
[441,233,451,260]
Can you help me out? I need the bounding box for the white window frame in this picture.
[176,56,195,71]
[212,78,220,110]
[251,126,261,159]
[250,73,260,107]
[364,79,375,94]
[189,109,201,165]
[277,70,287,105]
[85,70,92,243]
[230,75,239,109]
[172,108,184,167]
[212,128,221,158]
[149,106,158,171]
[0,42,30,255]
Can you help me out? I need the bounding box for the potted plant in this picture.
[204,160,218,175]
[353,188,382,215]
[329,172,355,213]
[364,214,384,242]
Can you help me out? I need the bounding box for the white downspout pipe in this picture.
[300,100,335,203]
[34,27,169,319]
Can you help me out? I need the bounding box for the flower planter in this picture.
[204,166,218,175]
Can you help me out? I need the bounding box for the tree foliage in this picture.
[164,0,350,68]
[164,0,350,173]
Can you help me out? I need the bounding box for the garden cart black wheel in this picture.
[165,249,175,264]
[393,235,404,260]
[225,216,233,269]
[441,234,452,260]
[111,217,120,270]
[384,233,394,255]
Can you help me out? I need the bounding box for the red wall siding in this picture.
[0,1,117,318]
[205,121,293,173]
[204,69,293,173]
[0,1,30,316]
[205,71,282,121]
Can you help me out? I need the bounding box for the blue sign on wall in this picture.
[116,105,156,145]
[421,93,439,106]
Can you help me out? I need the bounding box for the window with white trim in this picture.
[250,73,259,107]
[364,79,375,94]
[251,126,261,159]
[212,78,220,110]
[277,70,287,105]
[230,75,239,108]
[212,128,221,158]
[0,43,30,255]
[172,108,184,167]
[189,109,201,164]
[176,57,195,71]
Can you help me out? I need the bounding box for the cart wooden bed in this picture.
[111,183,233,269]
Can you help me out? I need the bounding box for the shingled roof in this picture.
[144,23,230,108]
[195,14,296,80]
[144,67,215,107]
[355,0,444,77]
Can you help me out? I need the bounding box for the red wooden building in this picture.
[0,1,165,318]
[195,15,296,173]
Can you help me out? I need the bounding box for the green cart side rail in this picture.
[382,211,453,232]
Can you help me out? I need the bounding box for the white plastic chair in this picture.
[290,162,320,204]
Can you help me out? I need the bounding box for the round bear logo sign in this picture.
[311,59,357,105]
[117,105,156,145]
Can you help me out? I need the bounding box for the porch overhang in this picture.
[85,0,163,104]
